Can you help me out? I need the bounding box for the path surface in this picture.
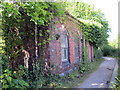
[77,57,118,88]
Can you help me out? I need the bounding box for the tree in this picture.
[64,1,109,48]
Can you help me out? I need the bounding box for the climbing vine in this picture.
[1,1,66,88]
[1,0,109,65]
[1,0,110,88]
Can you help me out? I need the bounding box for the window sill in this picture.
[62,60,70,67]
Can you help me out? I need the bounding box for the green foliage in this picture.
[0,31,5,54]
[111,58,120,89]
[0,65,29,88]
[109,39,118,48]
[0,54,29,88]
[21,58,62,88]
[102,45,118,57]
[79,18,109,48]
[20,2,51,25]
[1,1,66,64]
[48,2,65,16]
[1,1,110,88]
[94,48,103,59]
[64,1,109,47]
[0,54,8,71]
[1,1,109,59]
[118,49,120,58]
[78,46,90,73]
[111,77,120,90]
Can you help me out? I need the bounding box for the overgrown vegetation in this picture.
[102,45,118,57]
[64,1,109,47]
[0,0,109,88]
[0,54,29,88]
[94,48,103,59]
[101,39,118,57]
[78,46,90,74]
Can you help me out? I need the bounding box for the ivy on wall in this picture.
[1,1,109,57]
[0,0,110,88]
[0,0,110,75]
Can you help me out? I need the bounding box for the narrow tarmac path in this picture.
[77,57,118,88]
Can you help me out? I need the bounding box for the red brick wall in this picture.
[86,41,94,62]
[69,36,75,64]
[86,41,90,61]
[48,16,83,74]
[37,16,94,74]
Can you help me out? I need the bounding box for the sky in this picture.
[82,0,119,42]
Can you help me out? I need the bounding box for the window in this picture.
[75,38,80,61]
[61,35,69,62]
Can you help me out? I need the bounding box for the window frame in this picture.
[60,34,69,62]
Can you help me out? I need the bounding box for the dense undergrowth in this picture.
[102,45,118,57]
[0,48,104,88]
[0,1,110,88]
